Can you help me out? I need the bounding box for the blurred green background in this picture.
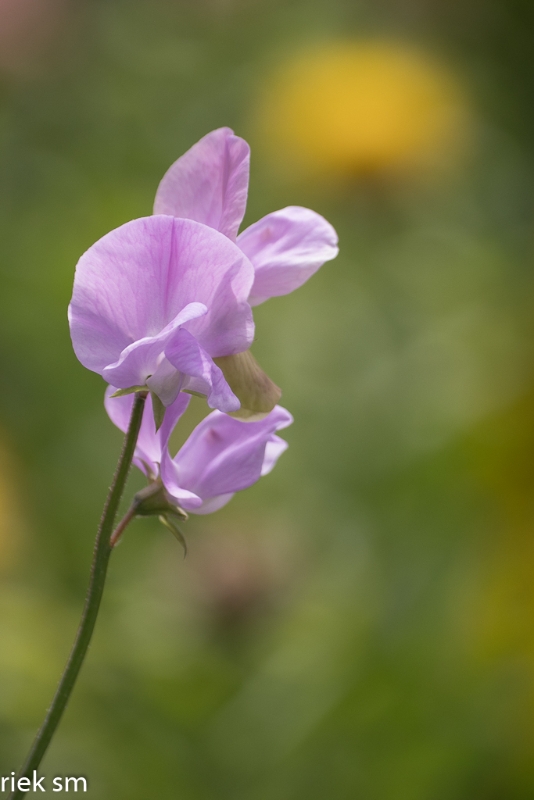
[1,0,534,797]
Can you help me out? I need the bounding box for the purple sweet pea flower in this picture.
[105,388,292,515]
[154,127,339,305]
[69,128,337,417]
[69,215,255,411]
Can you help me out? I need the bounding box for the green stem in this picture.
[9,391,147,798]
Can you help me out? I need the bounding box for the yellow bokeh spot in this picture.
[253,40,470,179]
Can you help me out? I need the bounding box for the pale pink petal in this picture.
[186,258,254,357]
[153,128,250,241]
[186,433,288,514]
[101,302,207,396]
[261,436,289,476]
[237,206,338,306]
[159,453,203,510]
[161,406,292,511]
[192,494,235,515]
[165,328,240,412]
[146,358,184,408]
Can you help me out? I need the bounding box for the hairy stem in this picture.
[9,392,147,797]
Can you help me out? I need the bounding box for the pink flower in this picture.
[105,388,292,514]
[69,128,337,416]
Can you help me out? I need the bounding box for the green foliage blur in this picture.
[1,0,534,797]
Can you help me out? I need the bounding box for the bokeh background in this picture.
[1,0,534,797]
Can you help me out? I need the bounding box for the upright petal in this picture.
[161,406,292,512]
[105,387,190,477]
[186,257,255,358]
[237,206,338,306]
[153,128,250,241]
[69,215,255,377]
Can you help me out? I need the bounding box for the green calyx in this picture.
[132,481,189,555]
[158,514,188,557]
[132,480,188,520]
[214,350,281,420]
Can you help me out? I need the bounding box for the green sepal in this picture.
[150,391,166,431]
[133,480,188,519]
[213,350,281,419]
[110,385,148,398]
[159,514,188,557]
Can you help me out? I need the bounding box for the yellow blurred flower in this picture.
[253,40,470,180]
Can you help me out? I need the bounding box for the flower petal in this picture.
[153,128,250,241]
[162,405,292,509]
[165,328,240,412]
[261,435,289,476]
[105,387,190,477]
[186,257,255,357]
[69,215,255,377]
[237,206,338,306]
[146,357,183,408]
[191,493,235,515]
[102,302,207,396]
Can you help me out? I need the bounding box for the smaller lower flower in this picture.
[105,388,292,515]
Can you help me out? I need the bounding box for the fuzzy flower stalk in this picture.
[9,128,337,796]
